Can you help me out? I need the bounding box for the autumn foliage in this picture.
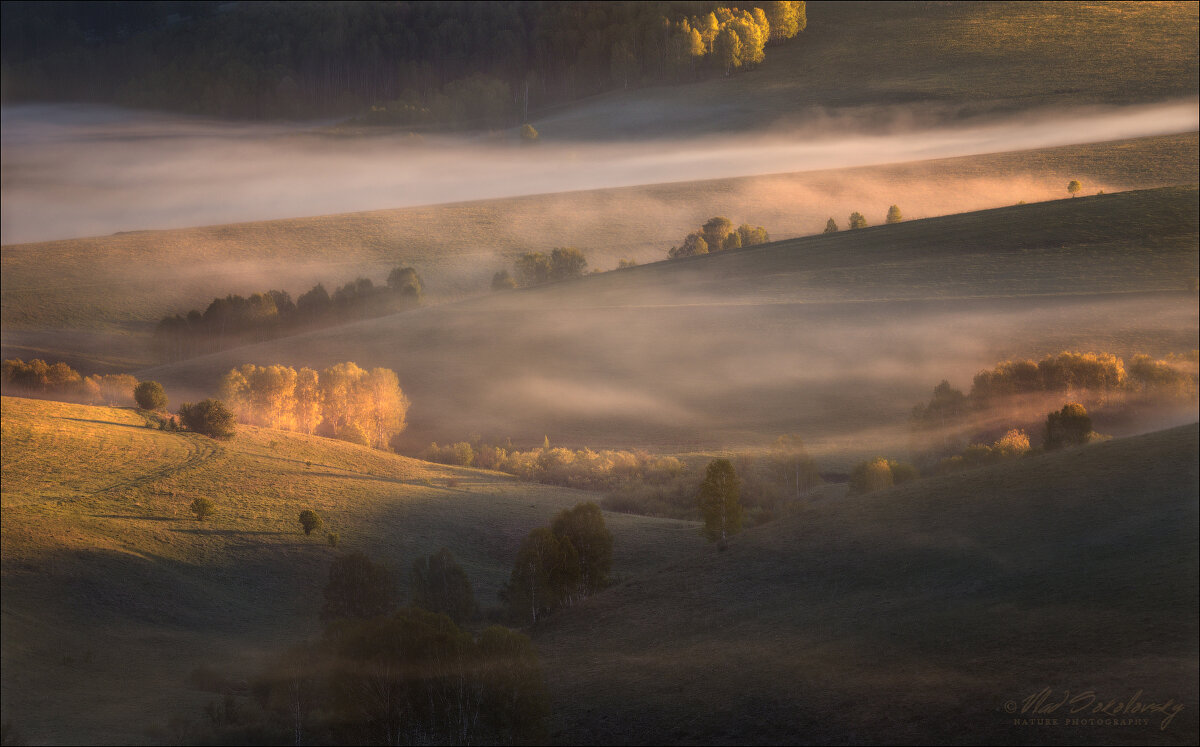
[220,361,409,450]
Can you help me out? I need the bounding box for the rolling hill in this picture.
[536,422,1200,745]
[140,185,1200,463]
[0,395,699,744]
[1,131,1196,373]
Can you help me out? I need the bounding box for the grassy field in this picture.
[536,423,1200,745]
[1,132,1196,371]
[0,395,698,744]
[138,186,1200,465]
[537,1,1199,139]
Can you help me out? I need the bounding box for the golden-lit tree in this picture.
[320,361,368,437]
[293,367,324,435]
[362,367,410,449]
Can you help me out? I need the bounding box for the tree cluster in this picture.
[2,358,136,407]
[847,457,919,495]
[220,362,408,450]
[154,266,423,362]
[182,550,546,745]
[912,350,1197,428]
[668,216,770,258]
[505,247,589,288]
[935,428,1031,474]
[501,502,613,624]
[2,2,804,127]
[421,438,684,490]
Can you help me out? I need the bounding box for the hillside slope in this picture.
[0,395,698,744]
[536,424,1200,745]
[142,186,1200,459]
[541,1,1199,139]
[1,132,1196,359]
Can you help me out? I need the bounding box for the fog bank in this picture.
[3,100,1196,244]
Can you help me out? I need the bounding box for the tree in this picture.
[178,399,236,439]
[766,1,804,42]
[848,212,867,229]
[714,25,743,74]
[293,367,324,435]
[698,459,743,544]
[668,231,708,259]
[134,380,168,411]
[362,367,409,449]
[386,266,423,303]
[701,216,734,251]
[491,269,517,290]
[1068,179,1082,197]
[549,247,588,281]
[322,552,395,621]
[299,509,324,536]
[515,252,552,286]
[767,434,820,499]
[520,123,539,142]
[886,205,903,223]
[848,457,893,494]
[410,547,478,624]
[1044,402,1093,450]
[550,502,613,595]
[190,497,214,521]
[824,217,839,233]
[501,527,579,624]
[737,223,769,246]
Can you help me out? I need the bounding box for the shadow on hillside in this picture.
[170,528,288,537]
[90,514,177,522]
[54,416,148,430]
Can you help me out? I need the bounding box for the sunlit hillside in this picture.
[0,395,698,744]
[141,186,1200,463]
[538,423,1200,745]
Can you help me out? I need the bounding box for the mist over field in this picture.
[2,99,1196,244]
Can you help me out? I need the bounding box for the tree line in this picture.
[823,205,903,232]
[421,434,821,525]
[154,266,423,362]
[2,358,136,406]
[912,349,1198,427]
[3,2,805,126]
[668,216,769,258]
[220,361,409,450]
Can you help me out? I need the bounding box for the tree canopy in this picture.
[410,548,478,624]
[178,399,236,440]
[698,459,743,544]
[134,380,167,411]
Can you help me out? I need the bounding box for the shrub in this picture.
[190,497,214,521]
[326,532,339,548]
[299,509,324,536]
[848,457,893,494]
[134,381,168,411]
[178,399,236,440]
[1044,402,1093,450]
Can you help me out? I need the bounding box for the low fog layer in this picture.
[3,100,1196,244]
